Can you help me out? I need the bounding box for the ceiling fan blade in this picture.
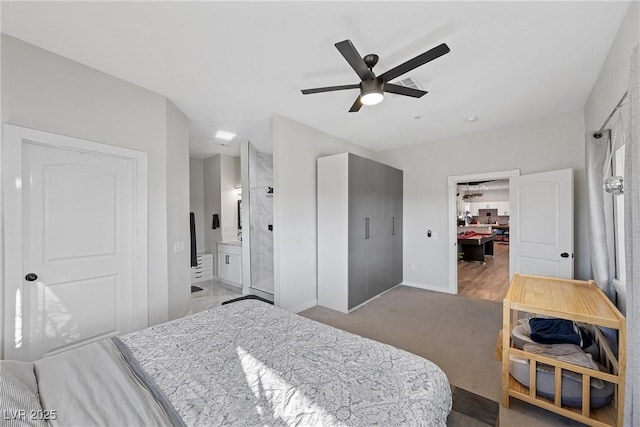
[301,84,359,95]
[335,40,375,81]
[379,43,450,82]
[384,83,428,98]
[349,96,363,113]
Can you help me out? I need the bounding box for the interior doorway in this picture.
[456,179,511,302]
[447,170,520,300]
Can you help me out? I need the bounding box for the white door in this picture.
[3,125,148,361]
[509,168,574,279]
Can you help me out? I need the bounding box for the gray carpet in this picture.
[300,285,585,426]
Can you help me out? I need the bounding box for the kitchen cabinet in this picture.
[191,253,214,283]
[217,243,242,286]
[317,153,403,313]
[481,201,498,210]
[497,201,510,216]
[469,201,498,215]
[468,202,480,216]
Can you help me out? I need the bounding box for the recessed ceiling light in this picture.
[215,130,236,141]
[465,116,479,123]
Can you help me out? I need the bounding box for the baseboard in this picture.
[402,281,456,294]
[347,284,401,313]
[289,299,318,314]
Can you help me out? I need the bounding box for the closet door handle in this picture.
[225,255,230,264]
[392,216,395,236]
[365,217,370,239]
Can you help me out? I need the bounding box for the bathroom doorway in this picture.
[245,142,274,297]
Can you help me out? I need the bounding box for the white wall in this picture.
[584,1,639,132]
[376,111,588,292]
[272,115,374,312]
[166,100,191,320]
[203,155,222,254]
[220,155,241,242]
[189,158,206,251]
[1,35,190,333]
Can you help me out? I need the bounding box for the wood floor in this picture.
[458,241,510,302]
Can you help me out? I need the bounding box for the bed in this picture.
[1,299,452,426]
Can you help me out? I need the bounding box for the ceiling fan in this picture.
[301,40,450,112]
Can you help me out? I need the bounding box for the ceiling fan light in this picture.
[360,78,384,106]
[361,91,384,105]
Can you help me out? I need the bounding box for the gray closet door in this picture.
[347,154,367,309]
[365,159,392,298]
[389,167,403,286]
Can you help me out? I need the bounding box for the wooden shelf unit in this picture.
[501,274,626,427]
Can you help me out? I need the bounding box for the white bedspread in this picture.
[119,300,452,426]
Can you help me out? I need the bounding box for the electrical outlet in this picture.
[410,264,416,272]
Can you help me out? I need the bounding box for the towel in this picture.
[190,212,197,267]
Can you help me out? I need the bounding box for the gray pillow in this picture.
[0,360,49,427]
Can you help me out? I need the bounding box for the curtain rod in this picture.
[593,91,628,139]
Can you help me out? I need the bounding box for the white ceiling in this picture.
[1,1,631,158]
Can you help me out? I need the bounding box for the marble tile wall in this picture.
[248,143,274,294]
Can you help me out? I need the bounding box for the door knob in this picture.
[25,273,38,281]
[560,252,569,258]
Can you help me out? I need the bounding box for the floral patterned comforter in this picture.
[119,299,452,426]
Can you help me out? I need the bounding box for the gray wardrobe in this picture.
[317,153,403,313]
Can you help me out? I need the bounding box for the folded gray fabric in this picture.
[523,343,605,389]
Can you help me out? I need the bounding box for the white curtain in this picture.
[624,44,639,427]
[585,130,614,299]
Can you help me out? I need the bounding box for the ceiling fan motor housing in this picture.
[359,78,385,106]
[360,78,384,95]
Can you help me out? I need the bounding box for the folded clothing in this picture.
[529,317,592,348]
[511,321,600,359]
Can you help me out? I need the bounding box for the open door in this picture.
[509,168,574,279]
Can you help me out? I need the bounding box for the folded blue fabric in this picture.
[529,318,582,346]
